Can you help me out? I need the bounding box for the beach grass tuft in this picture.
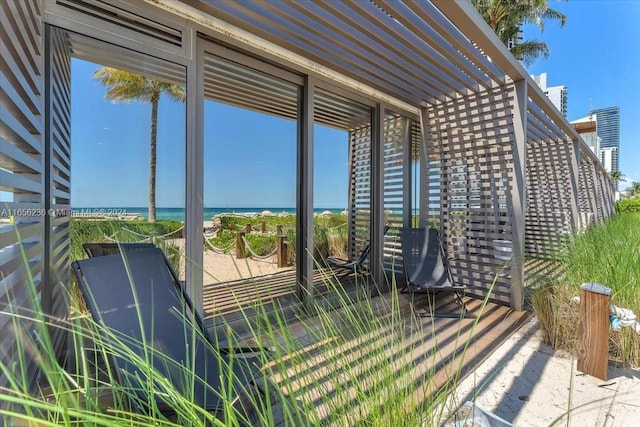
[532,212,640,365]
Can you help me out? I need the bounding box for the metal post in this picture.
[297,76,315,309]
[568,138,581,231]
[591,165,602,223]
[187,33,204,315]
[402,116,412,229]
[418,107,430,228]
[370,103,386,292]
[509,80,527,311]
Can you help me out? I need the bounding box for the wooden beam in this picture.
[509,80,527,311]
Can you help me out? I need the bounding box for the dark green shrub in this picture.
[245,234,277,256]
[70,219,183,260]
[615,198,640,213]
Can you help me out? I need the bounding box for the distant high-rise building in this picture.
[507,27,523,51]
[600,147,617,174]
[593,106,620,187]
[531,73,568,117]
[571,114,600,155]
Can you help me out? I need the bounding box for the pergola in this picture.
[1,0,615,392]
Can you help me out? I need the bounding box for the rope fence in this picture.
[204,230,288,266]
[242,235,278,260]
[572,295,640,335]
[204,233,235,254]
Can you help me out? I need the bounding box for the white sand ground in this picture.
[447,316,640,426]
[201,250,289,283]
[171,223,292,283]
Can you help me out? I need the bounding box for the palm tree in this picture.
[610,170,624,189]
[471,0,566,66]
[628,182,640,199]
[94,68,185,223]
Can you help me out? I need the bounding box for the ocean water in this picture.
[72,207,345,221]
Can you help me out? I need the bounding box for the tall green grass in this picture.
[532,212,640,365]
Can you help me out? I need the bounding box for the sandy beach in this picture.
[169,222,292,283]
[446,316,640,426]
[200,251,289,283]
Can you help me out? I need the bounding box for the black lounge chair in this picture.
[325,244,372,274]
[83,242,156,257]
[325,226,389,274]
[71,248,300,423]
[400,227,474,319]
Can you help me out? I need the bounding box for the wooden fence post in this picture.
[577,282,611,380]
[245,223,252,234]
[261,221,266,233]
[236,231,246,259]
[277,235,287,268]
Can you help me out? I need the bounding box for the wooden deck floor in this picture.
[202,270,529,425]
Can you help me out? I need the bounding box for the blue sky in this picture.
[526,0,640,191]
[71,60,349,209]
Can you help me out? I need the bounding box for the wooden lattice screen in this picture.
[578,149,600,228]
[46,26,72,356]
[524,139,574,257]
[1,3,72,396]
[424,86,516,305]
[1,0,46,393]
[381,113,410,274]
[349,125,372,266]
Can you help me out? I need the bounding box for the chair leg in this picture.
[452,291,475,319]
[409,290,475,319]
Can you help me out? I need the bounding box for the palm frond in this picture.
[510,40,549,67]
[471,0,565,66]
[93,67,185,104]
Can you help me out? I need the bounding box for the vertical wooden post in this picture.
[261,221,266,233]
[236,231,246,259]
[509,79,527,311]
[577,282,611,380]
[277,235,288,268]
[245,223,252,234]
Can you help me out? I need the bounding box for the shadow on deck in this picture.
[203,270,529,424]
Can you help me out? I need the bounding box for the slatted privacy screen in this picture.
[381,113,411,274]
[46,26,72,357]
[592,167,606,224]
[577,150,600,228]
[314,89,372,131]
[524,138,574,258]
[1,0,45,395]
[349,125,373,267]
[424,86,516,305]
[53,0,187,52]
[203,54,299,122]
